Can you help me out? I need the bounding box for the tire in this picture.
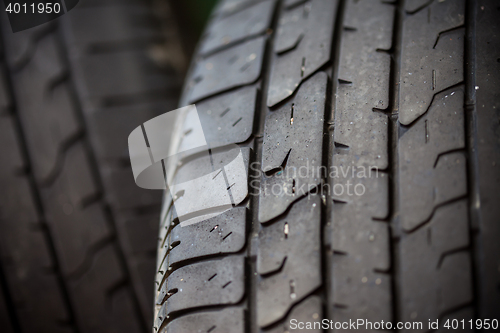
[0,1,185,332]
[154,0,500,332]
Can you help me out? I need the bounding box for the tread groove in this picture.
[325,0,347,326]
[388,0,405,326]
[463,0,480,321]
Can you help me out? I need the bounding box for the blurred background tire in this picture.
[0,1,192,332]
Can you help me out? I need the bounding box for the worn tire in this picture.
[0,1,185,332]
[154,0,500,332]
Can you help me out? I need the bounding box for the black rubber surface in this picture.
[156,0,500,332]
[0,1,185,332]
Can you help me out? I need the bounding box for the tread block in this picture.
[267,0,336,107]
[0,17,55,68]
[87,101,176,162]
[0,179,73,333]
[8,34,81,182]
[120,213,159,255]
[332,152,391,326]
[101,165,162,210]
[283,0,307,9]
[399,87,466,231]
[42,143,112,275]
[157,256,245,316]
[331,164,391,324]
[129,256,156,326]
[196,86,258,148]
[0,116,24,174]
[267,296,323,333]
[62,4,159,53]
[259,72,326,222]
[0,68,11,115]
[0,178,38,227]
[165,207,247,267]
[75,50,178,107]
[109,286,144,333]
[69,245,142,333]
[332,177,390,269]
[405,0,431,13]
[0,285,14,333]
[400,0,465,125]
[216,0,259,16]
[332,255,392,325]
[186,36,266,103]
[400,200,472,324]
[163,307,245,333]
[200,1,275,55]
[0,177,38,227]
[257,195,321,327]
[335,0,394,169]
[329,4,394,322]
[331,159,389,220]
[169,148,250,223]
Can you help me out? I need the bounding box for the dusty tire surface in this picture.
[0,1,185,332]
[155,0,500,332]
